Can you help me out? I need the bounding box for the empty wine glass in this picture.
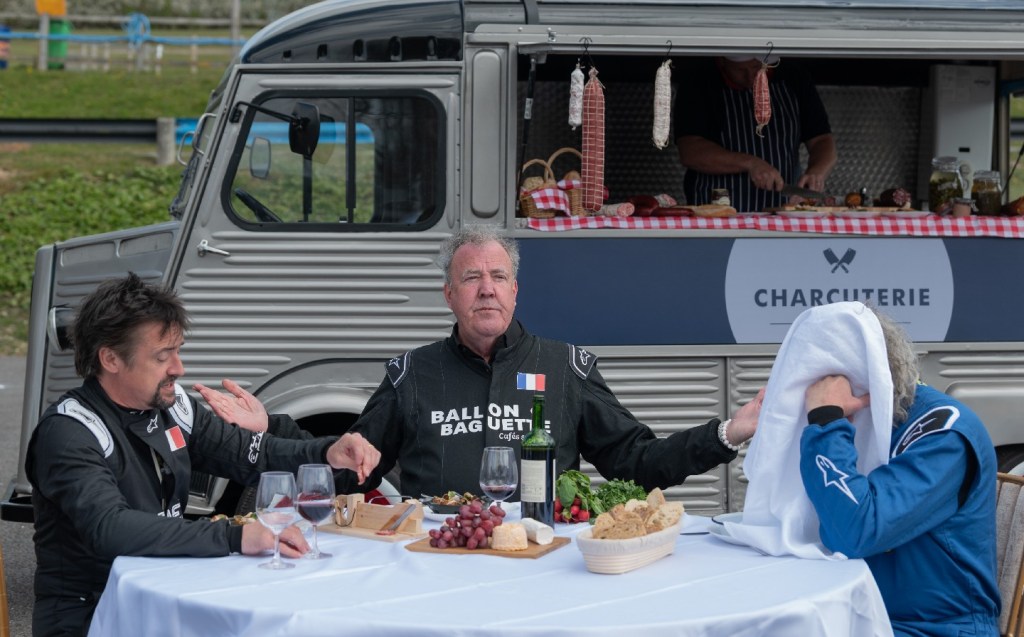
[297,463,335,560]
[255,471,298,570]
[479,446,518,511]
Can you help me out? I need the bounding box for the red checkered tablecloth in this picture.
[525,214,1024,238]
[524,188,572,216]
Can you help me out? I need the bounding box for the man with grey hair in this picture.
[801,307,999,635]
[207,226,761,503]
[207,226,761,502]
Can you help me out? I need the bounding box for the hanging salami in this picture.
[581,66,605,212]
[753,62,771,137]
[652,59,672,149]
[569,63,584,130]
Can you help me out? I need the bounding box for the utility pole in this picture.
[231,0,242,55]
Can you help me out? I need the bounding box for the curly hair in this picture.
[72,272,190,379]
[871,308,920,424]
[437,227,520,285]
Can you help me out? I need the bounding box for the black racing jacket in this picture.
[346,320,737,498]
[27,377,333,630]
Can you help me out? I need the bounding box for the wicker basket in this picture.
[547,147,585,216]
[575,519,683,574]
[518,157,558,218]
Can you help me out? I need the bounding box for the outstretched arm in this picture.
[194,379,269,433]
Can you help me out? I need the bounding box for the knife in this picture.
[781,184,827,199]
[376,502,416,535]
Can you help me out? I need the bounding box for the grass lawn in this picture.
[0,33,229,355]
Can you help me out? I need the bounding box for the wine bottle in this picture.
[520,393,555,526]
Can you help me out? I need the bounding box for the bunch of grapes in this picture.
[427,499,507,550]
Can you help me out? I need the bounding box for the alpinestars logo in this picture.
[815,455,859,504]
[823,248,856,273]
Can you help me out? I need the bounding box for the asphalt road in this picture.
[1,356,33,637]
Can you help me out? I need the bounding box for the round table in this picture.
[88,514,893,637]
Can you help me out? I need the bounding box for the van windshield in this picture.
[227,94,443,228]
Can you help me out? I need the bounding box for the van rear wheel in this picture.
[997,445,1024,476]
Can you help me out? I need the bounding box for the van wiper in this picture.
[234,188,282,223]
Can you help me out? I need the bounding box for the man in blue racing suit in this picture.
[800,307,999,636]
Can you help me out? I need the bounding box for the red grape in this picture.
[428,498,501,551]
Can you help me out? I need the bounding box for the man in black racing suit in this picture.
[27,273,378,636]
[202,228,763,501]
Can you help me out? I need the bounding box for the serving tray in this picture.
[405,536,570,559]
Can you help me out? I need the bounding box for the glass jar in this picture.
[971,170,1002,216]
[928,156,966,215]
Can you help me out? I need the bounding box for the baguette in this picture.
[691,204,737,218]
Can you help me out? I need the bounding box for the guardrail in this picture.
[0,117,187,165]
[0,13,245,71]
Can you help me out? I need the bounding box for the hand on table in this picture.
[194,378,269,433]
[805,375,870,418]
[241,523,309,557]
[326,433,381,484]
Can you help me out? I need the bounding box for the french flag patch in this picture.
[166,426,186,451]
[516,372,546,391]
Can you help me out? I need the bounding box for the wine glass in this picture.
[479,446,518,511]
[255,471,298,570]
[296,463,335,560]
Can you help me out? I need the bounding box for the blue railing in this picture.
[175,120,376,145]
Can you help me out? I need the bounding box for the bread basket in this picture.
[518,158,558,218]
[575,518,682,574]
[547,147,584,216]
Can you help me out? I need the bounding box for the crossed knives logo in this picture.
[823,248,856,273]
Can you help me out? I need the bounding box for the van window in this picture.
[227,94,443,229]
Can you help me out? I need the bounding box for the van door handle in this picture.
[197,240,230,257]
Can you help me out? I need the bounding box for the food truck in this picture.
[6,0,1024,521]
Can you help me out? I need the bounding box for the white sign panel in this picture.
[725,238,954,343]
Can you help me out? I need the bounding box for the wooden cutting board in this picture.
[404,536,570,558]
[319,521,428,543]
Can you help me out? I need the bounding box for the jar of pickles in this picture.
[971,170,1002,216]
[928,156,967,215]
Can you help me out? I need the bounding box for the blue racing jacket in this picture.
[800,384,999,637]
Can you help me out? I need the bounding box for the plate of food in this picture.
[424,501,520,522]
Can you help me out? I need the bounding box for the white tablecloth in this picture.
[89,515,893,637]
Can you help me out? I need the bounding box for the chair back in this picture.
[997,472,1024,637]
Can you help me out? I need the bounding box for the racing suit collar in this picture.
[85,376,157,427]
[450,319,525,371]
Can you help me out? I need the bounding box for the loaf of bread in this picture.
[590,488,683,539]
[690,204,737,218]
[491,522,529,551]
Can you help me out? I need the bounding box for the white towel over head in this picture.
[725,301,893,559]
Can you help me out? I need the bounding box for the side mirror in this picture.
[289,101,320,159]
[249,137,271,179]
